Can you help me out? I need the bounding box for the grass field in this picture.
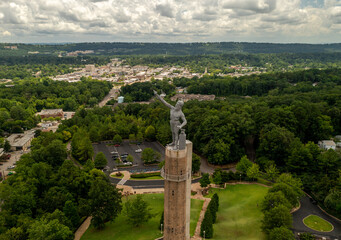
[303,215,333,232]
[207,184,269,240]
[81,193,203,240]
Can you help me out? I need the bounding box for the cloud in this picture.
[2,31,11,36]
[155,3,175,18]
[0,0,339,43]
[220,0,277,13]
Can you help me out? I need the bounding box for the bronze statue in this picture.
[153,90,187,150]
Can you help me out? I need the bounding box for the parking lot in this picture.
[0,150,27,178]
[92,140,165,173]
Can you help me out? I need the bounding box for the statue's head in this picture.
[175,100,184,110]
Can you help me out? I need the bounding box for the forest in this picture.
[0,78,111,134]
[1,42,341,57]
[0,131,121,239]
[56,67,341,219]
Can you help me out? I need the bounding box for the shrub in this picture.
[200,208,213,238]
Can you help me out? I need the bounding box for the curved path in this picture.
[292,196,341,239]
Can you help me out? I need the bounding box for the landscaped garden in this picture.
[303,215,333,232]
[207,184,269,240]
[81,193,203,240]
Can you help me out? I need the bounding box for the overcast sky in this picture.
[0,0,340,43]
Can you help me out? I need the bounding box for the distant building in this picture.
[85,64,96,72]
[318,140,336,150]
[170,94,215,102]
[7,131,35,151]
[118,96,124,103]
[37,109,64,119]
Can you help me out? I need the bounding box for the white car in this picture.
[135,149,142,153]
[7,165,15,170]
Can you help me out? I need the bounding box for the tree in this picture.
[113,134,122,144]
[4,140,10,152]
[63,200,80,230]
[276,173,303,198]
[141,148,157,164]
[261,205,292,233]
[299,233,315,240]
[192,153,201,174]
[269,183,300,207]
[28,219,73,240]
[200,173,211,188]
[268,227,295,240]
[71,130,93,164]
[94,152,107,169]
[145,125,156,141]
[200,209,213,238]
[212,169,222,185]
[236,155,252,174]
[124,195,153,227]
[247,163,260,180]
[127,155,133,163]
[261,192,292,212]
[88,176,122,229]
[265,163,279,181]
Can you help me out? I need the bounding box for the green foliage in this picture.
[200,208,213,238]
[261,192,292,212]
[261,205,293,233]
[268,227,295,240]
[130,172,160,178]
[269,183,301,207]
[4,140,11,152]
[124,195,154,227]
[299,232,315,240]
[192,153,201,174]
[71,129,93,164]
[113,134,122,144]
[200,173,211,188]
[27,218,73,240]
[236,155,253,173]
[145,125,156,141]
[324,190,341,216]
[63,201,80,230]
[212,169,222,185]
[141,148,160,164]
[247,163,260,180]
[88,175,122,229]
[94,152,108,169]
[265,164,279,181]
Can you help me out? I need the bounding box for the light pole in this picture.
[239,174,241,183]
[203,230,205,240]
[161,223,163,235]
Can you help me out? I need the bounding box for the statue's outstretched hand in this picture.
[177,125,182,129]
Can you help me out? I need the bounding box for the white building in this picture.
[318,140,336,150]
[7,131,35,151]
[85,64,96,72]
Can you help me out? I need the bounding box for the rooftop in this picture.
[7,132,35,147]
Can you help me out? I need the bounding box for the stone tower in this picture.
[161,138,192,240]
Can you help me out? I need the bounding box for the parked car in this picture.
[123,162,132,166]
[111,151,118,154]
[114,144,120,147]
[7,165,15,170]
[135,149,142,153]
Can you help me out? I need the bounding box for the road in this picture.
[98,86,119,107]
[292,196,341,239]
[0,150,27,177]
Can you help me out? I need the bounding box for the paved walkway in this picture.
[74,217,92,240]
[191,191,211,240]
[292,196,341,239]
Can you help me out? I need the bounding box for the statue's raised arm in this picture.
[153,90,173,109]
[153,89,187,150]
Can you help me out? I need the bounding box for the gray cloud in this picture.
[221,0,276,13]
[155,3,175,18]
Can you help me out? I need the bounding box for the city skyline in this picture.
[0,0,340,44]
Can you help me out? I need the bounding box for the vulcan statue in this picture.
[153,90,187,150]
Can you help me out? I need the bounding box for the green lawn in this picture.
[303,215,333,232]
[81,194,203,240]
[207,184,269,240]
